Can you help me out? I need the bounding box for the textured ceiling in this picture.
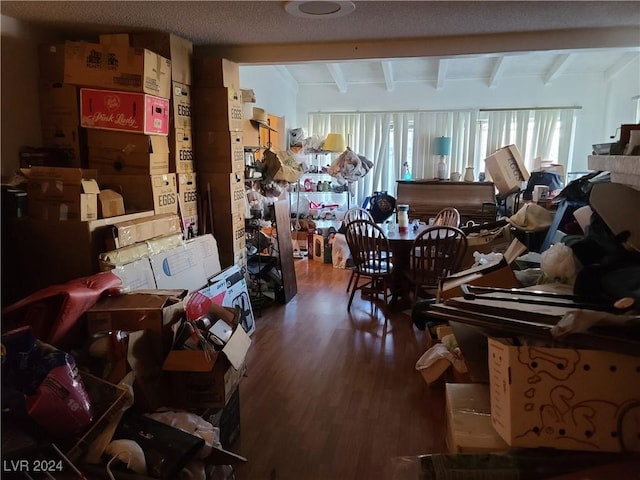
[3,1,640,48]
[2,1,639,89]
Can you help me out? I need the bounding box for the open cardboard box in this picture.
[22,167,100,221]
[438,238,527,301]
[445,383,509,454]
[488,336,640,452]
[162,303,251,409]
[483,144,530,196]
[86,289,187,364]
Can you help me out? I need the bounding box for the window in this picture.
[310,107,576,206]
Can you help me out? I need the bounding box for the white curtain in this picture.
[309,113,393,208]
[530,109,558,163]
[483,108,576,172]
[309,110,476,206]
[410,111,477,179]
[485,110,530,160]
[310,108,576,206]
[557,109,576,172]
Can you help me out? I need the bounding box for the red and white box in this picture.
[80,88,169,135]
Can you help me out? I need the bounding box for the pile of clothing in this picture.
[328,148,373,185]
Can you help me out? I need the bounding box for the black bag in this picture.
[552,171,604,204]
[522,171,564,200]
[570,212,640,303]
[365,191,396,223]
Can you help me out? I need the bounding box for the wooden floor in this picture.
[233,258,447,480]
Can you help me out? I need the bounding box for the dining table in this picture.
[382,224,430,309]
[383,223,463,309]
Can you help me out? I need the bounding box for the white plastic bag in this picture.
[472,251,503,267]
[540,243,579,285]
[330,233,350,269]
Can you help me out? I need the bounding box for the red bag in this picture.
[2,271,122,350]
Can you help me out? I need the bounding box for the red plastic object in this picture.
[2,271,122,350]
[26,363,94,437]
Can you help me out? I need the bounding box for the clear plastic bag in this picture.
[540,242,580,284]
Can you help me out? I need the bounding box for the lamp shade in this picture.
[433,136,452,156]
[323,133,346,152]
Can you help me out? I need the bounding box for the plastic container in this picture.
[397,204,409,233]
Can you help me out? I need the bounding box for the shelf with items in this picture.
[290,193,347,220]
[244,218,281,313]
[244,200,297,313]
[243,147,265,182]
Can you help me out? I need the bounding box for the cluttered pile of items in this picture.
[397,133,640,478]
[2,261,255,479]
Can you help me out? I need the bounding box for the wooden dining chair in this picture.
[434,207,461,227]
[343,206,374,225]
[403,226,467,301]
[345,219,394,314]
[343,207,375,293]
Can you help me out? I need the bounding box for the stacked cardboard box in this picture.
[22,166,100,221]
[37,36,176,220]
[37,82,84,167]
[130,33,198,236]
[194,57,247,268]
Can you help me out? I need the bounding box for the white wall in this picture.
[271,67,639,173]
[239,63,639,172]
[239,66,299,145]
[603,57,640,139]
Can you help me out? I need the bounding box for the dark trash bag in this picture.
[553,171,604,204]
[570,211,640,304]
[364,191,396,223]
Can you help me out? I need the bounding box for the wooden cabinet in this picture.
[396,180,497,224]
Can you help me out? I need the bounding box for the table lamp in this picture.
[323,133,346,153]
[433,136,451,180]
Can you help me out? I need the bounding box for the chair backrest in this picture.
[434,207,461,227]
[343,207,374,225]
[345,219,392,275]
[408,226,468,286]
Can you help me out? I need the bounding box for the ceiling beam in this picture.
[605,52,638,82]
[544,53,571,85]
[381,61,395,92]
[489,56,506,88]
[201,27,640,64]
[327,63,347,93]
[275,66,299,94]
[436,59,448,90]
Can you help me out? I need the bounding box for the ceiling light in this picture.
[284,1,356,19]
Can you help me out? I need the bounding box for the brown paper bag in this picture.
[263,149,303,183]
